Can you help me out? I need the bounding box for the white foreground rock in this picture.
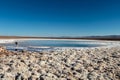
[0,46,120,80]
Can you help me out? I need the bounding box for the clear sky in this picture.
[0,0,120,37]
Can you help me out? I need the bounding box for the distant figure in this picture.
[15,42,18,47]
[15,42,18,51]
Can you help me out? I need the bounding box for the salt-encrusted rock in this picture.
[15,73,24,80]
[0,47,8,58]
[0,45,120,79]
[87,71,99,80]
[40,61,46,67]
[0,46,6,52]
[87,66,94,72]
[0,74,4,78]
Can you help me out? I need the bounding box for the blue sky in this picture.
[0,0,120,37]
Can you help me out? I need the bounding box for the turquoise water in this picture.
[0,40,102,51]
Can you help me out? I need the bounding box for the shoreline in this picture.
[0,38,120,44]
[0,39,120,52]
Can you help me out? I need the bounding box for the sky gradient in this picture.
[0,0,120,37]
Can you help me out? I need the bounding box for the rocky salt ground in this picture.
[0,46,120,80]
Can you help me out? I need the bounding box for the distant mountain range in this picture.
[0,35,120,41]
[81,35,120,39]
[83,35,120,38]
[80,35,120,40]
[60,35,120,40]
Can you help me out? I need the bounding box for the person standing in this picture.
[15,42,18,51]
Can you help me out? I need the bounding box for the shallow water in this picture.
[0,40,103,51]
